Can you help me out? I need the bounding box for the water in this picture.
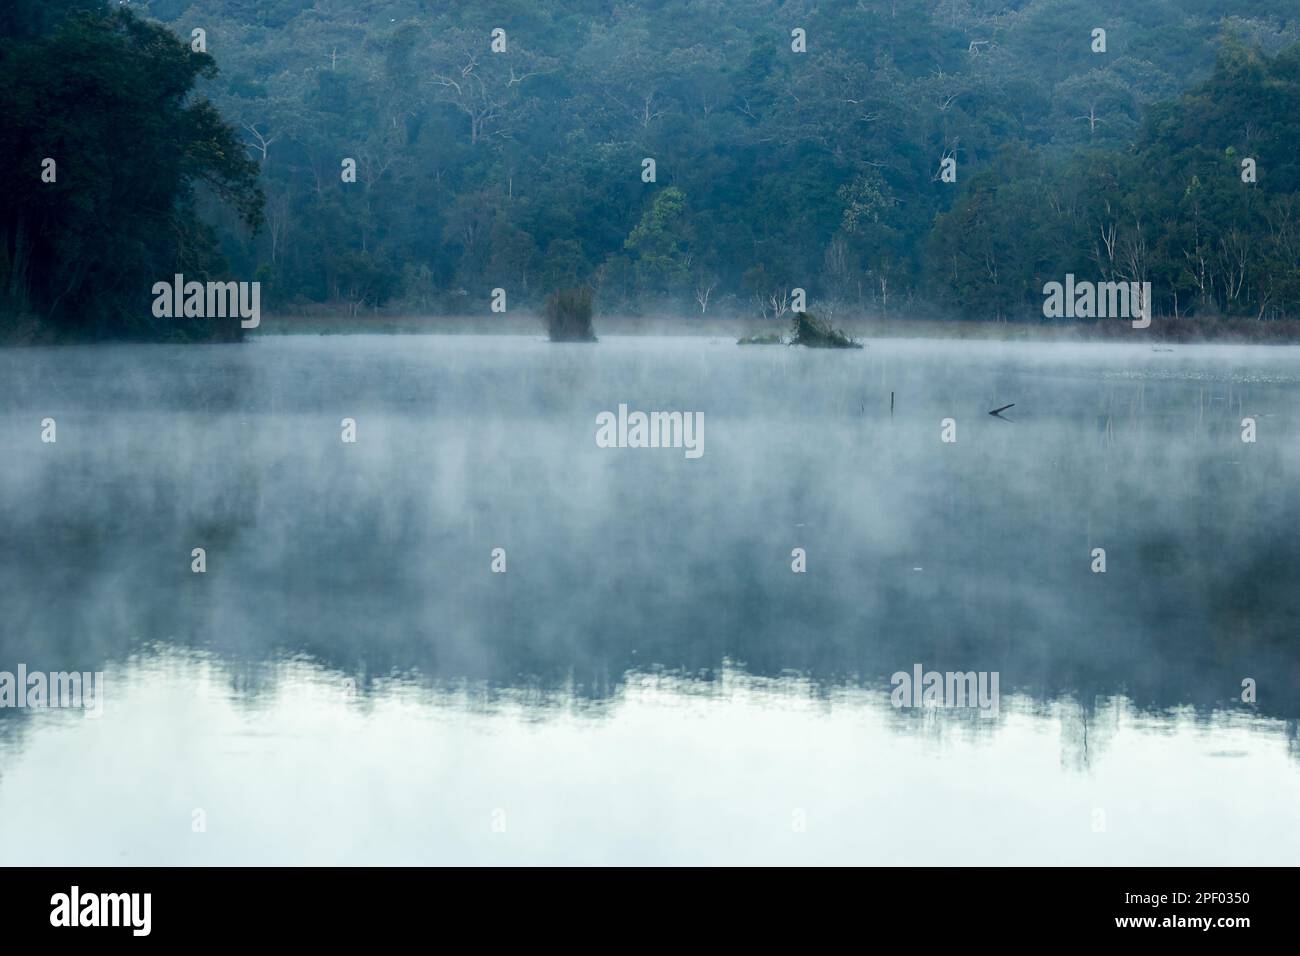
[0,334,1297,864]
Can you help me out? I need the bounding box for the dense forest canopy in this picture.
[0,0,263,340]
[2,0,1299,339]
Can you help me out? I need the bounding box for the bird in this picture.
[989,403,1015,419]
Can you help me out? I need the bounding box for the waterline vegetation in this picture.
[789,312,863,349]
[544,288,597,343]
[737,331,785,345]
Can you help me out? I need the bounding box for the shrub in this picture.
[543,288,597,342]
[789,311,862,349]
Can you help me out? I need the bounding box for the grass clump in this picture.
[543,288,597,342]
[789,311,863,348]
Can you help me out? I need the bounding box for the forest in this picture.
[2,0,1299,340]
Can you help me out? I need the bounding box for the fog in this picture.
[1,335,1298,863]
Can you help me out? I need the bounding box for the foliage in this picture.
[929,41,1300,320]
[120,0,1299,321]
[789,311,862,348]
[0,1,263,340]
[4,0,1300,334]
[737,331,784,345]
[543,287,596,342]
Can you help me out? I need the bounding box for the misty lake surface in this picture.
[1,333,1297,865]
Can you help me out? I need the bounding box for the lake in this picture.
[0,333,1297,864]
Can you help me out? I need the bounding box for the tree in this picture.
[624,187,693,298]
[0,5,263,340]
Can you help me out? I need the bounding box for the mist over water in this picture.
[1,335,1297,864]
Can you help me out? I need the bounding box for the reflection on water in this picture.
[0,335,1297,864]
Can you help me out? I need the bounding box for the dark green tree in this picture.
[0,4,263,340]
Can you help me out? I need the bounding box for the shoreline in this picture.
[7,313,1300,347]
[247,312,1300,345]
